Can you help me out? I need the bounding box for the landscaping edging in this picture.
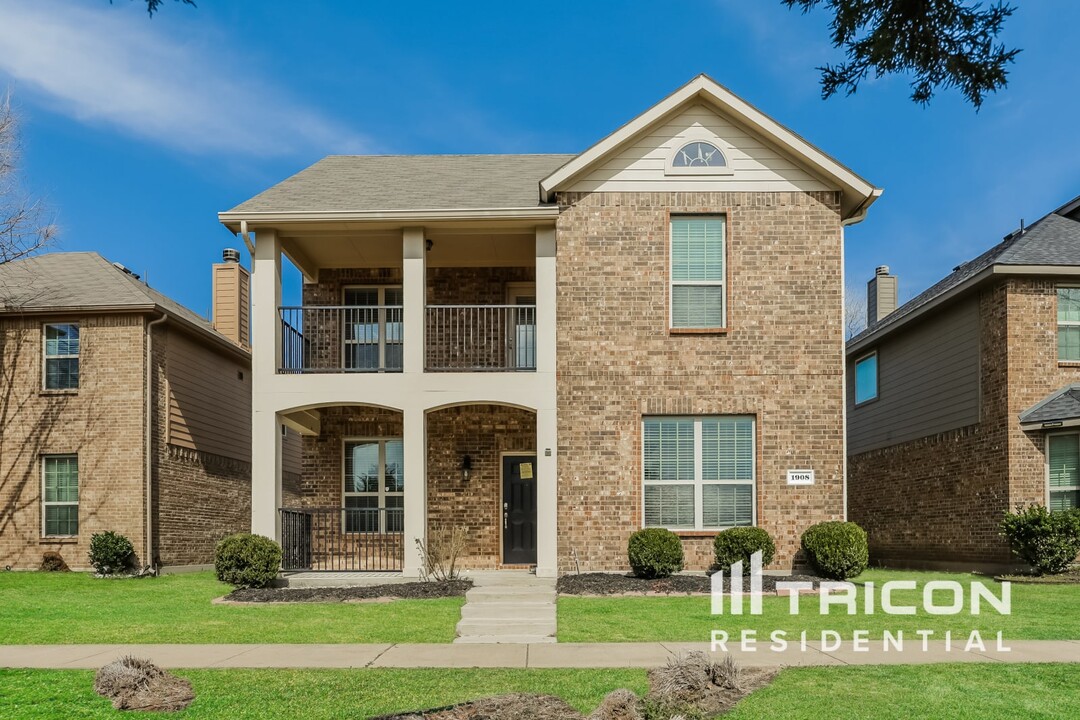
[220,580,472,604]
[556,572,825,596]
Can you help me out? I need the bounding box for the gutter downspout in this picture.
[239,221,256,256]
[145,312,168,570]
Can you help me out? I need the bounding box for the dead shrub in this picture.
[416,524,468,581]
[40,551,69,572]
[588,688,643,720]
[93,656,194,712]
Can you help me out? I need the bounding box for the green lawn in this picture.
[0,572,462,644]
[0,668,649,719]
[559,569,1080,642]
[3,665,1078,719]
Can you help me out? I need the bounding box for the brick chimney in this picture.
[867,265,898,326]
[211,249,250,349]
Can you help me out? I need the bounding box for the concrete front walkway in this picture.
[2,640,1077,670]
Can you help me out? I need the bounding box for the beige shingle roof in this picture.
[0,252,241,353]
[225,154,575,214]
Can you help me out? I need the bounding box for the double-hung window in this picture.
[670,217,726,329]
[43,455,79,536]
[642,416,755,530]
[343,287,403,371]
[44,323,80,390]
[1048,434,1080,512]
[344,439,404,533]
[1058,287,1080,361]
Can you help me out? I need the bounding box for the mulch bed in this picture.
[222,579,472,603]
[557,572,825,596]
[995,570,1080,584]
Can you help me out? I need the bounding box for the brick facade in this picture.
[0,313,252,571]
[554,191,847,572]
[848,277,1080,570]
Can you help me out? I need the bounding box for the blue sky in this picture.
[0,0,1077,314]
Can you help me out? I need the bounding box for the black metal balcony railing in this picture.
[426,304,535,372]
[278,306,403,374]
[276,304,536,373]
[279,507,404,572]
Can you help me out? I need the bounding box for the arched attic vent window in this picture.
[666,140,733,176]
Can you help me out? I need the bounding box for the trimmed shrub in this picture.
[801,521,868,580]
[214,533,282,589]
[1000,505,1080,575]
[88,531,135,575]
[40,551,70,572]
[713,527,776,574]
[627,528,684,579]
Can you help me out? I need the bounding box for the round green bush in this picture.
[214,533,282,589]
[1000,505,1080,575]
[801,521,868,580]
[627,528,684,579]
[88,531,135,575]
[713,527,776,574]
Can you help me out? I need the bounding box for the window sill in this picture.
[1058,361,1080,368]
[671,530,720,538]
[669,328,728,336]
[40,536,78,544]
[40,389,79,397]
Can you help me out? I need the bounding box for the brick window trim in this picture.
[665,211,731,335]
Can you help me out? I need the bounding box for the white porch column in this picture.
[402,227,426,375]
[402,405,427,577]
[250,229,283,539]
[535,224,559,577]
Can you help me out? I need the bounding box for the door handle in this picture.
[504,512,508,530]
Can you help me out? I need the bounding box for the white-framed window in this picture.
[642,416,755,530]
[1058,287,1080,361]
[42,454,79,537]
[343,438,403,533]
[670,216,726,329]
[1047,433,1080,512]
[342,286,403,371]
[666,140,733,176]
[854,352,879,405]
[43,323,80,390]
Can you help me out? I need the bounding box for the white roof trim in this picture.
[539,74,881,221]
[219,206,560,230]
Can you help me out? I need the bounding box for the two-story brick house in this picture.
[222,75,881,577]
[847,195,1080,571]
[0,251,269,570]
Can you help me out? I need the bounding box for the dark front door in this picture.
[502,455,537,565]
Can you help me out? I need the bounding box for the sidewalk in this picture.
[2,640,1077,670]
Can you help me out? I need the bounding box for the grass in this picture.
[0,571,462,644]
[0,668,649,719]
[558,568,1080,642]
[3,665,1079,719]
[728,663,1080,719]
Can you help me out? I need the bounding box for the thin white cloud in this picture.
[0,0,366,156]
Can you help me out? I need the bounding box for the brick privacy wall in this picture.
[151,324,251,567]
[554,191,846,572]
[0,314,147,570]
[427,405,535,568]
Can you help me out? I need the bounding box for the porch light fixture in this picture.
[426,238,434,252]
[461,454,473,481]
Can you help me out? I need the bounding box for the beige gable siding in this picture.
[847,296,982,455]
[166,329,251,461]
[566,103,833,194]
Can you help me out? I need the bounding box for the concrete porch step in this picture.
[453,634,558,644]
[456,619,556,637]
[465,588,555,605]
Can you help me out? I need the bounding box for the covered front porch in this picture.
[265,402,554,576]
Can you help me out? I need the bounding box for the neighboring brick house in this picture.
[847,195,1080,572]
[0,251,276,570]
[221,75,881,576]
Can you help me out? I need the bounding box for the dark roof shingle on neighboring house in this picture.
[1019,385,1080,427]
[0,252,239,353]
[225,154,576,214]
[848,195,1080,350]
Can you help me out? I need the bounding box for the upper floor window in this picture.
[1047,434,1080,512]
[43,323,80,390]
[642,416,755,530]
[1058,287,1080,361]
[670,217,726,329]
[854,352,878,405]
[667,141,731,176]
[43,454,79,537]
[343,287,403,371]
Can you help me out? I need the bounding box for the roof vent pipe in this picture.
[222,248,241,264]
